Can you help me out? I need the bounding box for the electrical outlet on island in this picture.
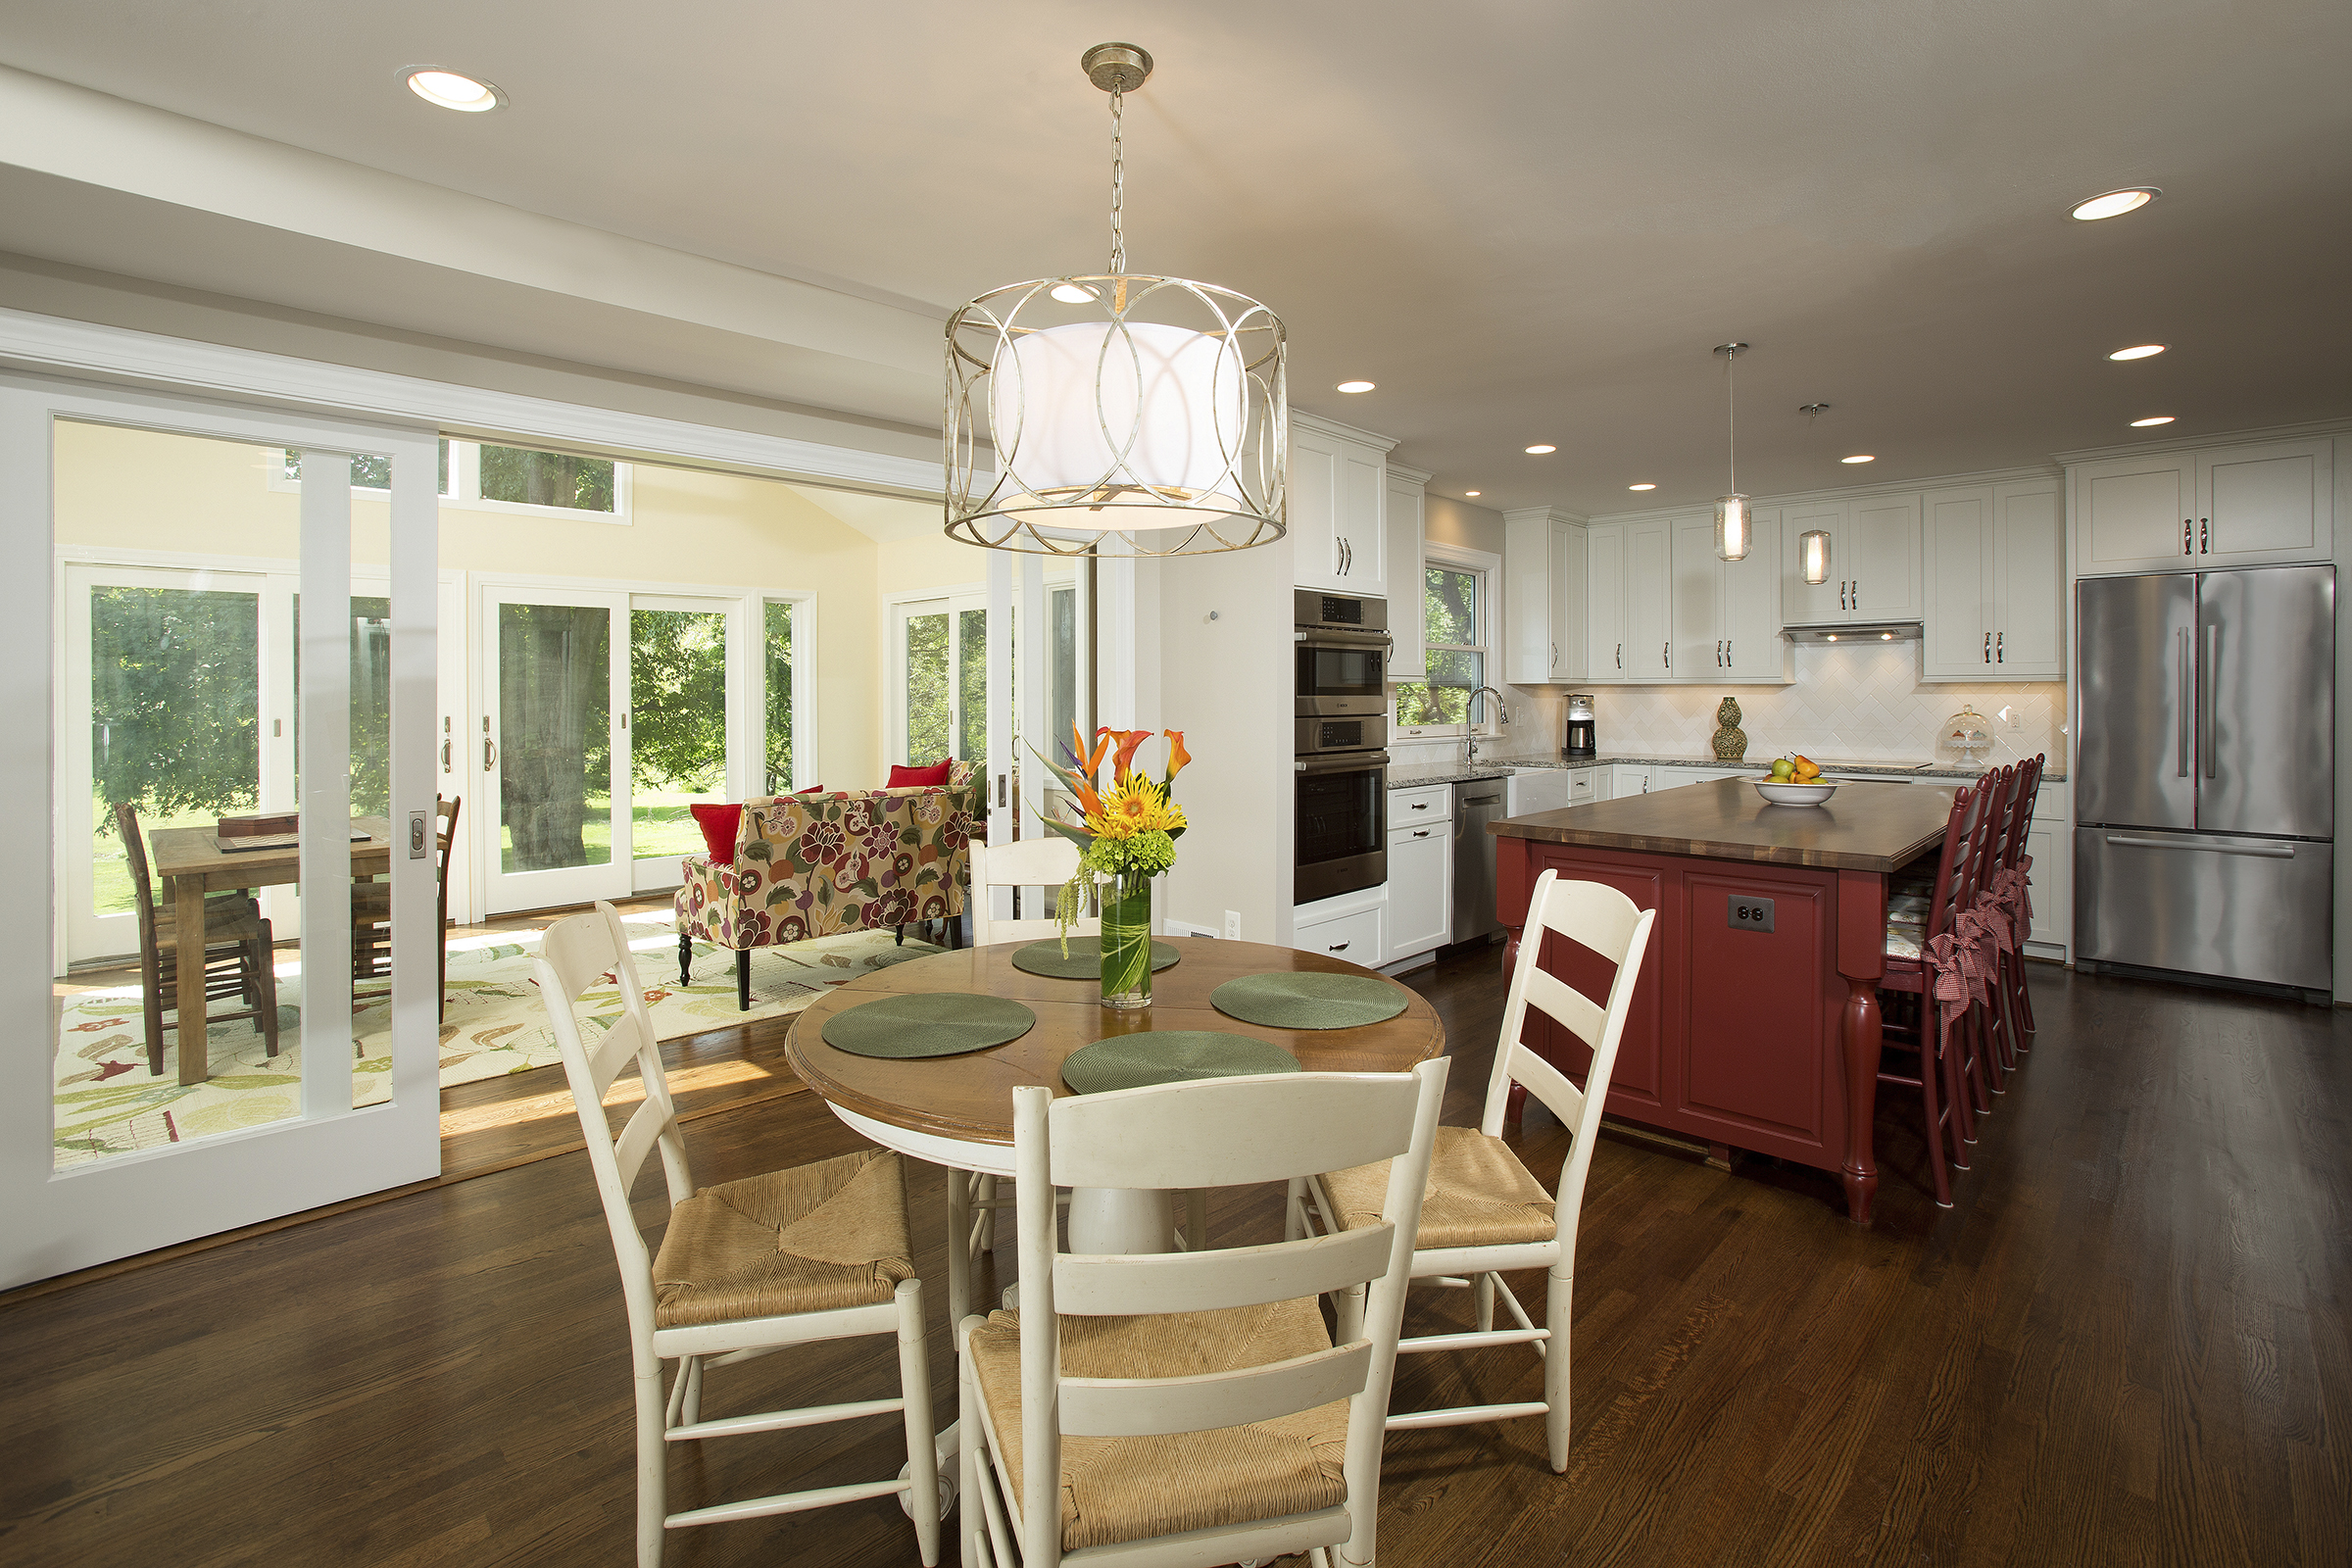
[1223,909,1242,940]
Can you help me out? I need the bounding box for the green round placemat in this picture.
[820,993,1035,1058]
[1061,1032,1301,1095]
[1010,936,1182,979]
[1210,971,1408,1030]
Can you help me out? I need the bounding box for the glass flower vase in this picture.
[1100,868,1155,1010]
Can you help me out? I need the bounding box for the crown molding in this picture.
[1584,461,2061,525]
[1386,461,1434,485]
[1500,504,1592,526]
[2051,416,2351,466]
[1290,407,1398,452]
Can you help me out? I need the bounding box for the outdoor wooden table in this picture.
[147,816,394,1085]
[786,936,1446,1317]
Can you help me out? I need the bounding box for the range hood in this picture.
[1783,620,1923,645]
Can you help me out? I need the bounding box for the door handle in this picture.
[2184,518,2193,556]
[1551,641,1558,668]
[2200,518,2209,554]
[482,736,497,771]
[1616,643,1623,669]
[1664,640,1671,669]
[1726,638,1733,665]
[2176,628,2190,777]
[1412,829,1432,838]
[1984,632,1991,664]
[1995,631,2003,663]
[2201,622,2218,778]
[441,739,452,773]
[2104,833,2292,858]
[1327,940,1350,953]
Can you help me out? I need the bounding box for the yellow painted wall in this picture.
[51,419,885,784]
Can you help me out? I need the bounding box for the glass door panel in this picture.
[763,601,796,794]
[628,598,730,893]
[480,590,628,914]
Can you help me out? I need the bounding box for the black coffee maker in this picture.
[1564,694,1596,760]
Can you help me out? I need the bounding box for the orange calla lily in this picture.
[1108,728,1151,785]
[1162,729,1191,784]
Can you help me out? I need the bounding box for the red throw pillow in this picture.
[689,803,742,861]
[887,760,954,788]
[796,784,825,794]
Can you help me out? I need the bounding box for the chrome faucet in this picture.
[1464,686,1510,766]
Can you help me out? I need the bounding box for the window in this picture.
[275,438,629,521]
[764,601,795,794]
[1394,561,1494,730]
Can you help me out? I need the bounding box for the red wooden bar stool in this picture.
[1875,782,1984,1207]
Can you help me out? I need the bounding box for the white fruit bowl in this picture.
[1752,776,1839,806]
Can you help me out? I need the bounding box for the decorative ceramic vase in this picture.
[1712,697,1748,762]
[1101,868,1154,1010]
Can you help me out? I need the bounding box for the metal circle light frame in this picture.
[945,271,1288,558]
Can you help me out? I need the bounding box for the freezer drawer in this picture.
[2075,826,2331,991]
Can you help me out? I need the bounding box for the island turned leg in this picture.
[1835,869,1887,1226]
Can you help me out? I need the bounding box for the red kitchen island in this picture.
[1491,777,1957,1226]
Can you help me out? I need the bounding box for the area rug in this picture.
[52,915,943,1168]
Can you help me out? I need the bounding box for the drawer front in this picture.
[1568,768,1597,802]
[1390,784,1452,824]
[1296,907,1383,966]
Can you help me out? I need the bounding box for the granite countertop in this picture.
[1488,776,1959,873]
[1388,754,2065,786]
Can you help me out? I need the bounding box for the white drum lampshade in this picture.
[990,319,1250,530]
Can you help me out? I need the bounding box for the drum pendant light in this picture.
[1713,342,1750,562]
[945,43,1288,558]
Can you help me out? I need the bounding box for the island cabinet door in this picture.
[1675,865,1844,1163]
[1515,850,1673,1117]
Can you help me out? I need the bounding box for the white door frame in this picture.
[3,372,442,1288]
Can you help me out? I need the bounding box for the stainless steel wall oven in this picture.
[1295,590,1391,903]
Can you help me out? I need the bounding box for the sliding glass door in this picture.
[479,589,629,913]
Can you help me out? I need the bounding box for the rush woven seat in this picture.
[652,1148,914,1328]
[966,1297,1349,1551]
[1322,1126,1556,1250]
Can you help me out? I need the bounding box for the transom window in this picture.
[276,438,630,521]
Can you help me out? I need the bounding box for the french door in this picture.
[478,587,630,913]
[6,376,442,1287]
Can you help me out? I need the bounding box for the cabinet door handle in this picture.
[1984,631,1991,663]
[2200,518,2209,554]
[1551,641,1558,668]
[1616,643,1623,669]
[1412,829,1431,838]
[2183,518,2193,556]
[1327,941,1350,953]
[1996,631,2004,663]
[1726,638,1733,665]
[1664,640,1671,669]
[1409,802,1430,810]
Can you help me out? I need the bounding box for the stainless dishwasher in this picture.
[1451,781,1507,942]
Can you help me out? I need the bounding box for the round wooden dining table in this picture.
[785,936,1446,1316]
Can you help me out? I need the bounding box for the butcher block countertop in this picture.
[1488,776,1956,874]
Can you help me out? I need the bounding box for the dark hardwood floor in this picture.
[3,947,2345,1566]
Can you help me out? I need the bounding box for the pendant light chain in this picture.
[1107,85,1126,276]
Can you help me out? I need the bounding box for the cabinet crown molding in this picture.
[1500,505,1590,526]
[2053,416,2351,466]
[1586,462,2061,525]
[1290,408,1399,452]
[1386,462,1434,485]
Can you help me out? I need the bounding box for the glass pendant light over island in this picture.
[1713,342,1750,562]
[943,43,1288,558]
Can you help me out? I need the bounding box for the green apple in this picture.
[1770,759,1795,781]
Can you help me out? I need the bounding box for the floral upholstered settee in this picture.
[674,761,980,1007]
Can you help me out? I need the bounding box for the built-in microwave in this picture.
[1296,750,1389,904]
[1297,590,1392,717]
[1296,713,1389,757]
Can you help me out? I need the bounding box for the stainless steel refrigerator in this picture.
[2075,565,2334,994]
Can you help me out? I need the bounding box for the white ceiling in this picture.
[0,0,2347,514]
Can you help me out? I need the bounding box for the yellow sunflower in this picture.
[1087,774,1187,840]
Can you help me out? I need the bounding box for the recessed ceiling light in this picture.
[1841,454,1875,464]
[2072,187,2159,221]
[1049,282,1100,304]
[1826,634,1839,642]
[405,67,505,113]
[1628,483,1656,491]
[2109,344,2167,361]
[1525,445,1556,455]
[2131,416,2177,427]
[1336,380,1376,394]
[1881,632,1893,641]
[1462,490,1480,497]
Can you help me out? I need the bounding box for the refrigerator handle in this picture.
[2177,628,2190,777]
[2201,622,2219,778]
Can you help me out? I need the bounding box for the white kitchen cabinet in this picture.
[1779,494,1921,625]
[2024,821,2064,953]
[1613,764,1653,796]
[1586,521,1627,680]
[1922,482,2063,680]
[1671,509,1790,682]
[1623,519,1673,681]
[1502,507,1587,684]
[1384,820,1451,965]
[1568,765,1601,805]
[1386,466,1430,681]
[1292,414,1394,595]
[1294,900,1384,968]
[1390,782,1450,826]
[2073,436,2333,575]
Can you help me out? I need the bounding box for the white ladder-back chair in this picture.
[1304,870,1654,1472]
[958,1059,1449,1568]
[532,902,946,1567]
[970,835,1101,947]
